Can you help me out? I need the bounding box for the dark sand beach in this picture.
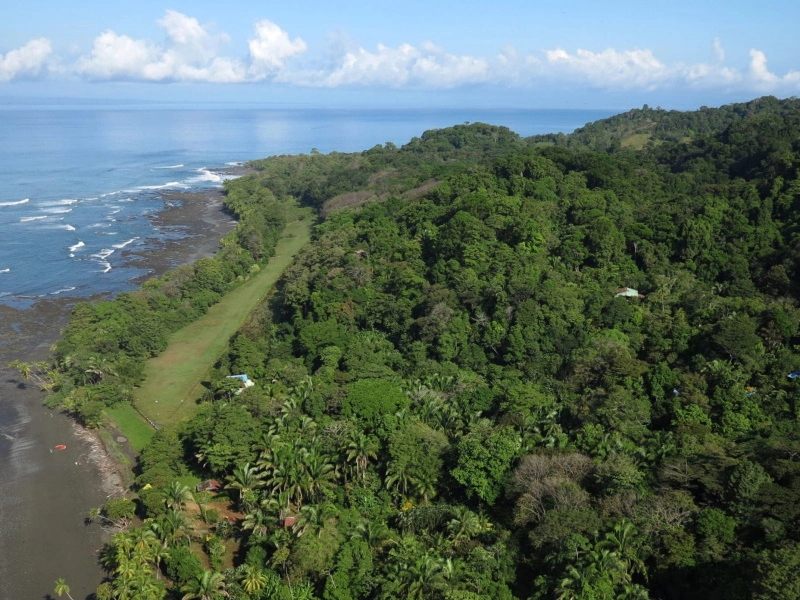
[0,188,237,599]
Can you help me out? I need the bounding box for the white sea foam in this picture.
[225,161,244,166]
[90,247,115,273]
[92,248,115,260]
[19,216,47,222]
[112,237,138,249]
[50,287,76,295]
[154,164,184,169]
[38,198,78,208]
[137,181,187,190]
[188,167,222,184]
[41,207,73,214]
[59,225,76,231]
[0,198,29,207]
[0,268,9,273]
[68,241,85,252]
[0,292,11,297]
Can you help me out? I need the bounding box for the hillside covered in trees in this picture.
[33,96,800,599]
[530,95,800,152]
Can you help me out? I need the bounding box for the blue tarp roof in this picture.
[227,374,249,382]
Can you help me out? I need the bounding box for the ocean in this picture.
[0,106,616,306]
[0,104,617,598]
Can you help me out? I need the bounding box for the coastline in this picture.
[0,187,237,599]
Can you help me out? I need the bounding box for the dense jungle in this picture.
[32,96,800,599]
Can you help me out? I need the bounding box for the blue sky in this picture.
[1,0,798,109]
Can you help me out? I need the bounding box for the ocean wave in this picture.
[38,198,78,208]
[0,268,9,273]
[0,292,11,297]
[59,225,76,231]
[137,181,189,190]
[112,237,139,249]
[50,287,76,295]
[88,222,113,228]
[19,216,47,222]
[41,207,73,214]
[91,247,114,274]
[68,241,85,252]
[0,198,29,207]
[154,164,184,169]
[225,161,244,166]
[188,168,222,184]
[91,249,115,260]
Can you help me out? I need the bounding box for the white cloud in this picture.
[746,49,800,90]
[158,10,212,49]
[77,31,159,79]
[544,47,669,89]
[248,20,307,78]
[260,38,800,93]
[683,61,740,87]
[295,42,490,88]
[13,17,799,95]
[76,11,305,83]
[748,49,779,85]
[0,38,52,82]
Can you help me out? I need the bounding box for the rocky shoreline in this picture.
[0,186,239,599]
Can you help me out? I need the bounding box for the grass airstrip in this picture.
[106,218,312,446]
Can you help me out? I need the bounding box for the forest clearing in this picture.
[130,218,312,429]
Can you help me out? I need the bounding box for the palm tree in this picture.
[113,577,137,600]
[344,431,378,482]
[114,556,139,582]
[84,355,118,383]
[446,506,485,543]
[253,431,281,460]
[242,506,273,539]
[181,570,229,600]
[53,578,74,600]
[164,481,193,511]
[385,460,414,499]
[303,451,337,501]
[398,553,446,599]
[129,571,167,599]
[152,508,190,549]
[350,520,394,552]
[238,564,272,595]
[129,526,159,554]
[598,519,646,577]
[9,359,55,391]
[225,463,264,512]
[292,502,337,537]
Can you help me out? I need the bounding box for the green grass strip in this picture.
[134,218,312,427]
[105,402,155,451]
